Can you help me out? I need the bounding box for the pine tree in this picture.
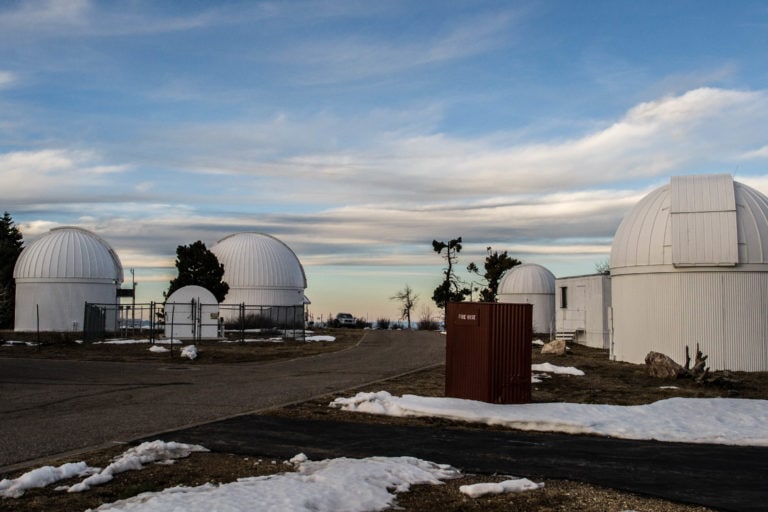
[467,247,521,302]
[0,212,24,329]
[431,237,471,311]
[166,241,229,302]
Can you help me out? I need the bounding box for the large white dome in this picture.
[498,263,555,295]
[210,232,306,289]
[610,174,768,371]
[14,227,123,282]
[611,174,768,273]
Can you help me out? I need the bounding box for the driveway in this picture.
[0,330,445,470]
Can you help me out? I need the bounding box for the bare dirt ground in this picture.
[2,329,765,512]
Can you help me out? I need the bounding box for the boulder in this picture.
[645,351,684,379]
[541,339,566,356]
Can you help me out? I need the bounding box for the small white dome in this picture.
[498,263,555,295]
[611,174,768,272]
[165,285,218,304]
[210,232,306,289]
[13,227,123,282]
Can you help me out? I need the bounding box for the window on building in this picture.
[560,286,568,308]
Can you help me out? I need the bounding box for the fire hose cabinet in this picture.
[445,302,532,404]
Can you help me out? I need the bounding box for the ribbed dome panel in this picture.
[13,227,123,282]
[210,232,306,289]
[498,263,555,295]
[611,179,768,271]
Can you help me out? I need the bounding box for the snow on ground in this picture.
[88,454,461,512]
[148,345,169,353]
[305,335,336,342]
[180,345,198,360]
[459,478,544,498]
[0,441,207,498]
[531,362,585,376]
[330,392,768,446]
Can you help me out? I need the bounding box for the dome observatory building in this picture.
[610,174,768,371]
[210,232,308,322]
[497,263,556,335]
[13,227,124,332]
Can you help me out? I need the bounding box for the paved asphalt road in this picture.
[0,330,445,471]
[153,414,768,512]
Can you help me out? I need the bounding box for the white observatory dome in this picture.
[498,263,555,295]
[210,232,307,310]
[13,227,123,332]
[610,174,768,371]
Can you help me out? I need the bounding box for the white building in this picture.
[210,232,308,321]
[13,227,123,332]
[610,174,768,371]
[555,273,611,349]
[497,263,555,335]
[164,285,220,340]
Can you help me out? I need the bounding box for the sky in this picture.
[2,0,768,321]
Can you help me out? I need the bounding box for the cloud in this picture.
[280,9,517,84]
[0,70,17,88]
[0,0,222,39]
[0,149,129,201]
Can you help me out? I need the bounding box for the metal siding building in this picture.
[497,263,555,335]
[555,273,612,349]
[210,232,308,319]
[13,227,123,332]
[610,174,768,371]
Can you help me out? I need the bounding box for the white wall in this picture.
[611,271,768,371]
[498,292,555,335]
[555,274,611,349]
[15,280,118,332]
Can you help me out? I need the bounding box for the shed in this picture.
[555,273,611,349]
[610,173,768,371]
[13,227,123,332]
[164,285,220,340]
[497,263,555,335]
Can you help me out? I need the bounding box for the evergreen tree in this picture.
[467,246,521,302]
[431,237,471,311]
[0,212,24,329]
[166,241,229,302]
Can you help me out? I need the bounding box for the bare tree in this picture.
[391,284,419,329]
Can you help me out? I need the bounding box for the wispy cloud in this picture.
[280,9,517,84]
[0,149,129,201]
[0,70,18,88]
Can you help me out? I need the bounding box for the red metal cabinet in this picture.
[445,302,532,404]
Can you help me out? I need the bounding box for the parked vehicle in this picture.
[335,312,356,327]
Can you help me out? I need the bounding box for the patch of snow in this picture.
[532,339,545,346]
[306,335,335,342]
[459,478,544,498]
[0,462,95,498]
[329,393,768,446]
[180,345,197,360]
[660,386,679,390]
[88,455,460,512]
[68,441,208,493]
[149,346,169,353]
[531,362,585,376]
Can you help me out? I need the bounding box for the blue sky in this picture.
[2,0,768,322]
